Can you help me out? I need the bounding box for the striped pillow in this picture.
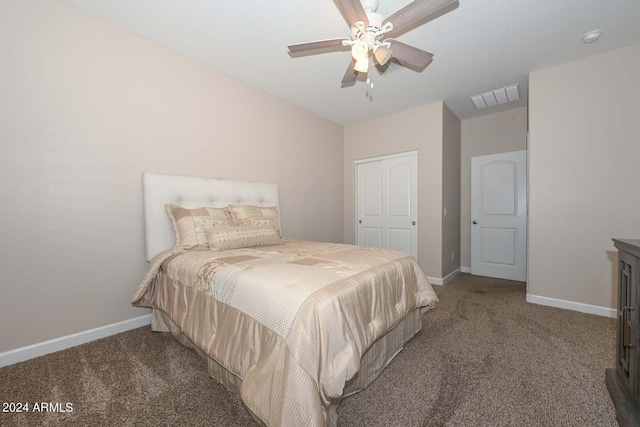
[206,225,282,251]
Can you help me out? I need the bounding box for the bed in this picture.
[132,171,438,427]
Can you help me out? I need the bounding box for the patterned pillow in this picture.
[228,205,281,237]
[165,204,233,252]
[206,225,282,251]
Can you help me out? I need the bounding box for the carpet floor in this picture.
[0,273,618,426]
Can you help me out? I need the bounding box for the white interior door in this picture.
[356,152,418,258]
[471,150,527,281]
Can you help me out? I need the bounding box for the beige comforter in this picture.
[132,240,437,426]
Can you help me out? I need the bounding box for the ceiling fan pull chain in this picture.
[366,76,374,102]
[365,77,369,98]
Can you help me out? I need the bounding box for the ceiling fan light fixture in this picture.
[354,57,369,73]
[374,45,392,65]
[351,40,369,61]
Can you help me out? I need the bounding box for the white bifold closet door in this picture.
[356,152,418,259]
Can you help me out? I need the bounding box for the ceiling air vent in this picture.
[471,84,519,110]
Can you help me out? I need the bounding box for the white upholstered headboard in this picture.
[142,172,281,261]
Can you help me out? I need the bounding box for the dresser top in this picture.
[613,239,640,257]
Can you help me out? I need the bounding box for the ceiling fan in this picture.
[287,0,458,86]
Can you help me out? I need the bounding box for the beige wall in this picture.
[344,101,448,278]
[0,0,343,353]
[442,104,461,276]
[460,107,528,268]
[528,43,640,309]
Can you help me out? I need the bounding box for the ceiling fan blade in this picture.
[383,0,457,36]
[334,0,369,27]
[341,59,358,86]
[288,38,349,54]
[387,39,433,71]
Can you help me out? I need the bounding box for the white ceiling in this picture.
[63,0,640,125]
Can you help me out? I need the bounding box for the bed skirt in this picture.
[151,307,424,426]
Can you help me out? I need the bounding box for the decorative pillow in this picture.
[165,204,233,252]
[228,205,281,237]
[206,225,282,251]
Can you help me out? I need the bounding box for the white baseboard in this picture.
[526,294,616,318]
[460,266,471,273]
[0,314,152,368]
[428,267,461,286]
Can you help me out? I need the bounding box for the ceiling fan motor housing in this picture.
[363,12,385,48]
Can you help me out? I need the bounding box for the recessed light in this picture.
[583,29,602,44]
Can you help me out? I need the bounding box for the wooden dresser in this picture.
[607,239,640,427]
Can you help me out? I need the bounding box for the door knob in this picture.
[472,220,477,224]
[359,220,362,224]
[412,221,416,225]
